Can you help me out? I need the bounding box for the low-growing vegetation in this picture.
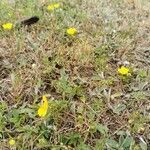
[0,0,150,149]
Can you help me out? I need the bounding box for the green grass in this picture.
[0,0,150,149]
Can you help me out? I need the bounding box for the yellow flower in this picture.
[2,23,13,30]
[118,66,129,75]
[53,3,60,8]
[38,95,48,117]
[9,139,15,146]
[67,28,77,35]
[47,3,60,11]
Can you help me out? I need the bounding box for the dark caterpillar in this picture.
[20,16,39,26]
[15,16,39,28]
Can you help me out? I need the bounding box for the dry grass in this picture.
[0,0,150,149]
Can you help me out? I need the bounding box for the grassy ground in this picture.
[0,0,150,149]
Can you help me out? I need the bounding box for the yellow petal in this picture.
[9,139,15,145]
[53,3,60,8]
[118,66,129,75]
[47,5,55,11]
[38,95,48,117]
[42,95,48,109]
[2,23,13,30]
[67,28,77,35]
[38,107,47,117]
[47,3,60,11]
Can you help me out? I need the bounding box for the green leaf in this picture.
[106,139,119,149]
[19,107,35,118]
[61,132,83,147]
[95,139,106,150]
[113,104,126,115]
[76,142,91,150]
[121,136,134,148]
[118,132,135,149]
[8,109,21,125]
[96,124,108,135]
